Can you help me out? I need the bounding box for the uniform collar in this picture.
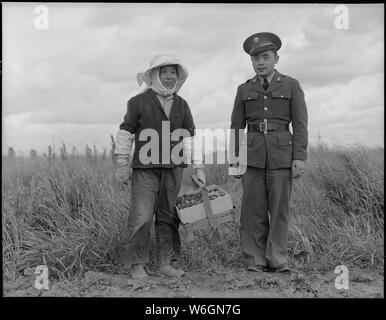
[251,70,282,94]
[257,70,276,84]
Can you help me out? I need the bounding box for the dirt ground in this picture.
[3,267,383,298]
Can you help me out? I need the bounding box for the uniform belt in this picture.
[247,121,289,133]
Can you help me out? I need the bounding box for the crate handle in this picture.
[191,176,218,230]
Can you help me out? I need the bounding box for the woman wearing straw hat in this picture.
[114,54,205,279]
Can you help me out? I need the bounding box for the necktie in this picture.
[263,78,269,91]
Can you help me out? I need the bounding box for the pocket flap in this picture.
[277,135,293,146]
[242,92,259,101]
[272,90,291,99]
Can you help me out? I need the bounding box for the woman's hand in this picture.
[192,167,206,186]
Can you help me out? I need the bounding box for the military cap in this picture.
[243,32,282,56]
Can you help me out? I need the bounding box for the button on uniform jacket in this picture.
[231,70,308,169]
[119,89,195,169]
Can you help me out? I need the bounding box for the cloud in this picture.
[2,3,384,154]
[306,72,384,147]
[280,6,384,88]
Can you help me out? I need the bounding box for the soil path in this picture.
[4,268,383,298]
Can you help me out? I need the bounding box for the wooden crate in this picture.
[176,185,235,230]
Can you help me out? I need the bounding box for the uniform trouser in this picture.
[122,167,183,267]
[240,165,292,268]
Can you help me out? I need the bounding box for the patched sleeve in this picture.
[119,97,139,134]
[114,129,134,157]
[291,80,308,160]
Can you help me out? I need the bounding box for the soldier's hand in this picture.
[292,160,305,179]
[234,170,243,179]
[229,162,245,179]
[115,164,131,185]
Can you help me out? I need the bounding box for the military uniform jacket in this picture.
[119,89,195,169]
[231,70,308,169]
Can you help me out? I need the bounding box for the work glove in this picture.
[115,155,131,185]
[192,165,206,187]
[183,135,206,187]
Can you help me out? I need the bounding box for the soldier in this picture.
[230,32,308,273]
[114,54,205,279]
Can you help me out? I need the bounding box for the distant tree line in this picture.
[6,134,118,164]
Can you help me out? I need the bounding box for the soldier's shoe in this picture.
[247,265,265,272]
[159,265,184,278]
[131,264,148,279]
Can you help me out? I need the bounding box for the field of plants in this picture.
[2,144,384,297]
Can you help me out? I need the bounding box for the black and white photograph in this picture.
[2,2,384,305]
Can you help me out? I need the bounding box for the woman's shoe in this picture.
[131,264,148,279]
[159,265,184,277]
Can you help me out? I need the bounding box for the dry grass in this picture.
[2,145,384,281]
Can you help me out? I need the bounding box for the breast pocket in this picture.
[271,90,291,116]
[242,92,260,117]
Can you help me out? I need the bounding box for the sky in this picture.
[2,3,384,156]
